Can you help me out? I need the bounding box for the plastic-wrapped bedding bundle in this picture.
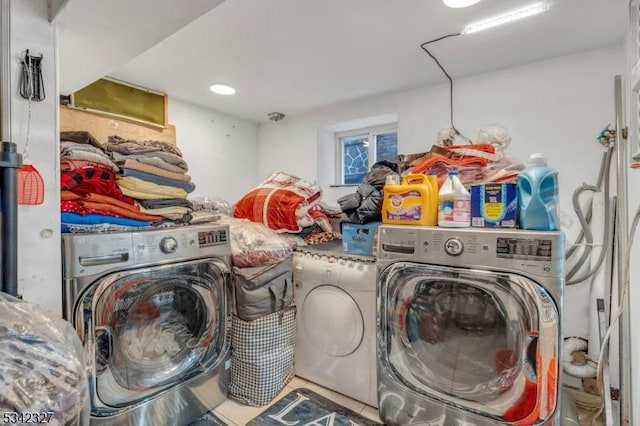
[0,293,89,425]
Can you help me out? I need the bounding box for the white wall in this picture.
[169,98,259,205]
[10,0,61,315]
[258,44,623,336]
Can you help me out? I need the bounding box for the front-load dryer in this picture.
[62,224,232,425]
[377,225,564,425]
[292,242,378,407]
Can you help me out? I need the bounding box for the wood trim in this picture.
[60,105,177,146]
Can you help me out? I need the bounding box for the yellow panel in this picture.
[72,78,166,126]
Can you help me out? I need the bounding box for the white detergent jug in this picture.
[438,170,471,227]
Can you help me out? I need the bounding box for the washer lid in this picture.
[302,285,364,356]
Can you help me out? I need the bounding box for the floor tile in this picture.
[286,376,309,389]
[212,411,239,426]
[360,405,383,423]
[214,386,286,425]
[302,381,366,414]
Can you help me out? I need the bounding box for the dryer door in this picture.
[379,261,559,425]
[77,258,230,408]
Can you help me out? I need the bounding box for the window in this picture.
[337,125,398,185]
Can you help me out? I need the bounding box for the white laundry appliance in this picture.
[292,241,378,407]
[62,224,232,426]
[377,225,564,425]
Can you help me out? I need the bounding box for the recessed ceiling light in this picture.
[209,84,236,95]
[443,0,482,8]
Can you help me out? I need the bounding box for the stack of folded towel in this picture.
[60,132,162,232]
[105,135,195,221]
[59,132,199,233]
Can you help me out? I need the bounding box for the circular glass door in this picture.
[90,259,229,407]
[379,261,559,424]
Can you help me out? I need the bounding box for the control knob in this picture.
[444,237,464,256]
[160,237,178,254]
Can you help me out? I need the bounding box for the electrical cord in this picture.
[420,34,471,143]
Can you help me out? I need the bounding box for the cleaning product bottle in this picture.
[382,174,438,226]
[517,153,560,231]
[438,170,470,227]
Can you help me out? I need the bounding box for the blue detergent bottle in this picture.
[517,153,560,231]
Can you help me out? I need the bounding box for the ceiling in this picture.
[58,0,627,123]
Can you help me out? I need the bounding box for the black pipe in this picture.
[0,141,22,296]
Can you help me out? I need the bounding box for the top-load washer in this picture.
[62,224,232,426]
[377,225,564,425]
[292,241,378,407]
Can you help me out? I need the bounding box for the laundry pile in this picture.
[59,131,196,233]
[106,135,195,220]
[338,127,523,225]
[233,171,342,243]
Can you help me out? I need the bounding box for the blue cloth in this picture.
[119,168,196,193]
[61,212,152,227]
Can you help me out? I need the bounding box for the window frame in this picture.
[335,123,398,186]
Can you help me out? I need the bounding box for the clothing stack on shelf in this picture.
[106,136,195,222]
[59,132,195,233]
[60,132,160,233]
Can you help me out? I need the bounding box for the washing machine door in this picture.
[379,261,559,425]
[77,258,230,409]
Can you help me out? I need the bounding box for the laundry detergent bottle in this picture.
[517,153,560,231]
[382,174,438,226]
[438,170,470,227]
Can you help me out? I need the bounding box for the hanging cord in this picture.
[420,33,471,143]
[590,203,640,425]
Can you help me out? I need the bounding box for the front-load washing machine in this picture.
[292,241,378,407]
[377,225,564,425]
[62,224,232,425]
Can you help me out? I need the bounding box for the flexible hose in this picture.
[566,147,613,284]
[566,184,597,281]
[562,337,598,378]
[566,147,613,259]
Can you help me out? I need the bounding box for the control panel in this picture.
[377,225,564,278]
[198,229,228,247]
[496,237,552,261]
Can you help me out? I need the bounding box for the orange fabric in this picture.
[82,201,163,222]
[411,156,487,175]
[60,191,82,201]
[447,143,496,154]
[547,357,557,414]
[60,191,162,221]
[83,192,142,213]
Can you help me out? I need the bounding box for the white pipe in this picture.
[588,191,606,361]
[562,337,597,378]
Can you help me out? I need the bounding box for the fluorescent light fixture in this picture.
[443,0,482,8]
[209,84,236,95]
[462,2,550,34]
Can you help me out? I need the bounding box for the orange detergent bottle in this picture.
[382,174,439,226]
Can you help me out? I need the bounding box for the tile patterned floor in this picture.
[213,377,382,426]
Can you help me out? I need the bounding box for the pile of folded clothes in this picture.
[59,132,195,233]
[106,135,195,222]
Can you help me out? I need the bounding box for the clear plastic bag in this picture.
[218,216,301,267]
[189,196,232,216]
[0,292,89,425]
